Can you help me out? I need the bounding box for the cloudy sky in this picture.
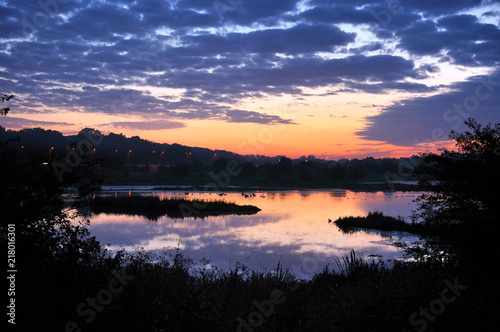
[1,0,499,158]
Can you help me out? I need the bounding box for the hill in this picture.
[0,126,420,189]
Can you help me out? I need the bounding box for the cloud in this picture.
[396,14,500,66]
[180,23,355,56]
[356,70,500,146]
[0,0,499,142]
[145,54,420,98]
[103,120,186,131]
[222,109,296,124]
[0,116,72,128]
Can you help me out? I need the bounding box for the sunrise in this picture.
[1,0,499,331]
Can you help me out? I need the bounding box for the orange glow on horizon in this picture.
[0,90,454,160]
[0,112,448,159]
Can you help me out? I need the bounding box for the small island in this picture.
[89,195,261,220]
[333,211,445,238]
[334,211,417,233]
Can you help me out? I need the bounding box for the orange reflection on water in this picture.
[84,189,421,276]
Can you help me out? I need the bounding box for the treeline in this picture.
[253,155,419,182]
[0,126,239,167]
[132,155,418,182]
[0,126,419,183]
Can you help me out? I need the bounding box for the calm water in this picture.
[82,186,422,279]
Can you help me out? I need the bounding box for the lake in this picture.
[82,186,423,279]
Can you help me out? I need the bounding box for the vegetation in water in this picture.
[333,210,451,237]
[89,195,261,220]
[335,211,416,232]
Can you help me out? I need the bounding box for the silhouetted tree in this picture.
[414,118,500,226]
[1,94,13,115]
[403,118,500,266]
[379,159,398,174]
[348,167,366,180]
[78,127,102,140]
[264,162,280,180]
[298,168,313,181]
[278,156,294,176]
[0,120,113,330]
[330,164,346,181]
[238,161,256,179]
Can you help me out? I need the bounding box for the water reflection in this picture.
[85,189,422,278]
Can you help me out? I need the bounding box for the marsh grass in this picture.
[334,211,436,236]
[89,195,261,220]
[18,236,496,332]
[91,249,481,331]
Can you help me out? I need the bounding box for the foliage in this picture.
[1,94,13,115]
[404,118,500,266]
[330,164,346,181]
[0,132,118,331]
[414,118,500,226]
[335,211,429,235]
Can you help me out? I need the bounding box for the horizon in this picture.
[0,125,427,161]
[1,1,499,159]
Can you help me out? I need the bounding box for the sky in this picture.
[1,0,500,159]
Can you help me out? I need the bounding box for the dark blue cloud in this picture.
[308,0,482,14]
[396,14,500,65]
[240,24,355,54]
[209,0,300,24]
[357,70,500,146]
[0,0,499,137]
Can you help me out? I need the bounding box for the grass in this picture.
[334,211,430,235]
[89,195,261,220]
[22,245,496,332]
[333,211,463,243]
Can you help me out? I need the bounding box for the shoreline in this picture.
[96,182,422,193]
